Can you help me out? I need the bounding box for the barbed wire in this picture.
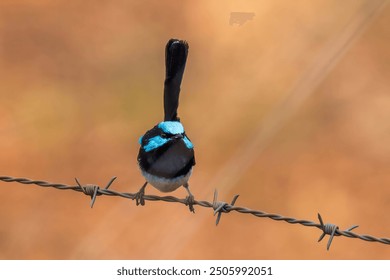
[1,175,389,250]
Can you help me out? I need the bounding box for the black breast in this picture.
[138,139,195,179]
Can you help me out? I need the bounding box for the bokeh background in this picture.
[0,0,389,259]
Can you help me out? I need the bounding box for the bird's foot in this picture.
[185,194,195,213]
[184,183,195,213]
[134,182,147,206]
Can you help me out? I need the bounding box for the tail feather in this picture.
[164,39,189,121]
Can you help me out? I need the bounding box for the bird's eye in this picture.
[161,133,167,138]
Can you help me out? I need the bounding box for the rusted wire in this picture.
[1,175,389,250]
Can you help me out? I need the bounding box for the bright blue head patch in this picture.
[142,135,169,152]
[158,121,184,134]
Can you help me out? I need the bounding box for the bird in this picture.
[136,38,196,212]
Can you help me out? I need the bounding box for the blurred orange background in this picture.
[0,0,389,259]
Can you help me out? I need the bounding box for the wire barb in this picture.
[212,189,240,225]
[0,175,389,250]
[317,213,359,250]
[75,177,116,208]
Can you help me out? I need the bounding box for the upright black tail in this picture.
[164,39,189,122]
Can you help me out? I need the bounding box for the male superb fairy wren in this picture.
[136,39,196,212]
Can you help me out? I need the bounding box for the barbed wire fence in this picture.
[1,175,389,251]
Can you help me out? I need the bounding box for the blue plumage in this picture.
[158,121,184,134]
[142,135,170,152]
[183,136,194,149]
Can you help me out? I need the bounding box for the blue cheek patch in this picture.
[183,136,194,149]
[143,135,170,152]
[138,135,143,145]
[158,121,184,134]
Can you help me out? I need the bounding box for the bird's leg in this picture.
[183,183,195,213]
[134,182,148,206]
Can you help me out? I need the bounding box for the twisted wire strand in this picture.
[1,175,389,249]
